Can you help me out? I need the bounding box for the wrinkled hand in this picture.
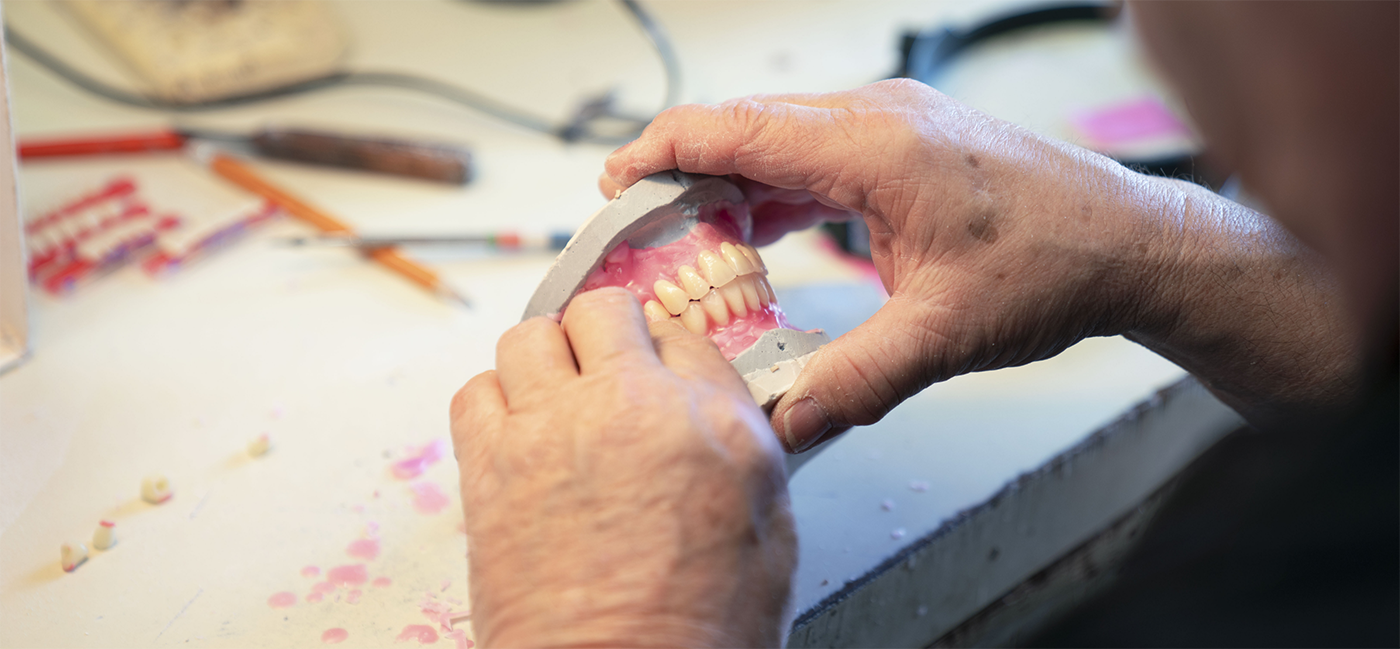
[451,288,796,648]
[601,79,1170,452]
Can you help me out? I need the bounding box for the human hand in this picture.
[602,79,1172,452]
[451,288,796,648]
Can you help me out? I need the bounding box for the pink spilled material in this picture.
[267,591,297,608]
[321,628,348,644]
[346,589,363,604]
[397,624,440,644]
[581,219,791,360]
[347,538,381,560]
[411,482,451,514]
[327,564,368,588]
[306,592,325,603]
[372,577,393,588]
[445,629,473,649]
[301,565,321,578]
[393,439,448,480]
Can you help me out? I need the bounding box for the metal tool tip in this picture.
[439,285,473,309]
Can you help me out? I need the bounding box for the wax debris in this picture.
[411,482,451,514]
[267,591,297,608]
[92,520,116,550]
[327,564,368,587]
[372,576,393,588]
[393,439,448,480]
[396,624,439,644]
[248,434,271,457]
[445,628,473,648]
[321,628,348,644]
[141,474,173,504]
[302,565,321,578]
[61,542,88,572]
[346,589,362,604]
[347,538,380,560]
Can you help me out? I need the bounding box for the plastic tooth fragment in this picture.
[653,280,690,315]
[643,300,672,323]
[93,520,116,550]
[720,283,748,318]
[720,242,755,275]
[676,265,709,300]
[679,303,708,334]
[700,291,730,326]
[739,243,767,275]
[61,542,88,572]
[697,250,737,287]
[141,474,173,504]
[739,276,762,311]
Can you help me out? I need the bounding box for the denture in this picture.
[525,172,828,411]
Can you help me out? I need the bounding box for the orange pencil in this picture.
[201,150,470,306]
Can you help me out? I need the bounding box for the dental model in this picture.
[61,542,88,572]
[141,474,173,504]
[524,172,830,412]
[92,520,116,550]
[248,433,271,457]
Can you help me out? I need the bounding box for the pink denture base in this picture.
[582,220,789,359]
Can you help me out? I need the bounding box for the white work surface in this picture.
[0,2,1198,647]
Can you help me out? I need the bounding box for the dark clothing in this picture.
[1034,375,1399,647]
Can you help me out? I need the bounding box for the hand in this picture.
[451,288,796,648]
[601,80,1174,451]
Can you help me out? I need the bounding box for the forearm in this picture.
[1122,176,1363,427]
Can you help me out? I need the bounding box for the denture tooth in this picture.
[643,300,672,323]
[719,282,748,318]
[676,265,709,300]
[61,542,88,572]
[700,291,730,326]
[653,280,690,316]
[739,276,762,311]
[697,250,737,287]
[720,242,755,275]
[757,276,776,306]
[739,243,767,275]
[679,303,708,335]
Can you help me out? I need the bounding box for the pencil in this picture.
[202,151,470,307]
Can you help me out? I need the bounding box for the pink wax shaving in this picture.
[445,629,473,649]
[327,564,368,588]
[1071,96,1192,145]
[346,589,362,604]
[393,439,448,480]
[321,628,348,644]
[306,592,325,603]
[396,624,439,644]
[581,220,792,359]
[347,538,380,560]
[312,581,338,595]
[302,565,321,578]
[372,577,393,588]
[411,482,451,514]
[267,591,297,608]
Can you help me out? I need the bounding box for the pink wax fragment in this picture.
[301,565,321,578]
[396,624,440,644]
[347,538,381,560]
[445,629,473,649]
[1071,96,1192,145]
[392,439,448,480]
[306,592,325,603]
[352,504,366,513]
[372,577,393,588]
[327,564,368,587]
[311,580,338,595]
[267,591,297,608]
[411,482,451,514]
[346,589,362,604]
[321,628,348,644]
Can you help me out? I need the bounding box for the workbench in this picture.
[0,2,1241,646]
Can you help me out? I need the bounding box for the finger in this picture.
[450,370,508,453]
[598,172,625,200]
[647,319,747,392]
[770,297,943,452]
[561,287,660,375]
[496,317,578,404]
[603,100,865,209]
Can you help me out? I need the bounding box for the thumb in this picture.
[771,296,944,453]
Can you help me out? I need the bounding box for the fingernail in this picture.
[782,397,831,453]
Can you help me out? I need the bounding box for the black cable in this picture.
[3,0,679,144]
